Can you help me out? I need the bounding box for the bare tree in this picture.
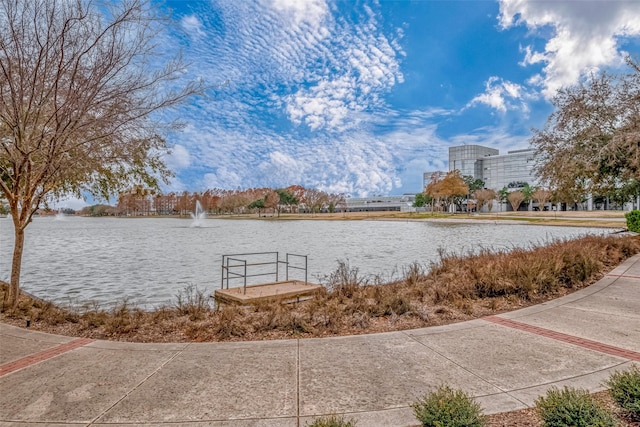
[532,188,552,210]
[473,188,496,212]
[303,188,328,214]
[326,192,346,213]
[425,171,445,212]
[264,190,280,215]
[508,191,525,212]
[0,0,202,308]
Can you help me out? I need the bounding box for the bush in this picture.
[535,386,618,426]
[412,385,486,427]
[606,364,640,418]
[626,210,640,233]
[306,415,356,427]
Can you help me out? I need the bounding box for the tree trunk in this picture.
[9,225,25,310]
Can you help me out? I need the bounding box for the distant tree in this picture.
[425,172,445,212]
[508,191,525,212]
[487,197,495,213]
[473,189,496,212]
[439,170,469,212]
[285,185,306,208]
[498,187,510,212]
[304,188,328,214]
[531,57,640,200]
[608,179,640,208]
[532,189,552,210]
[0,198,8,215]
[247,198,265,216]
[462,176,483,212]
[175,192,192,216]
[201,189,221,215]
[463,176,485,193]
[154,193,175,215]
[621,180,640,208]
[264,190,280,215]
[0,0,201,308]
[81,204,113,217]
[334,193,348,213]
[521,184,535,211]
[413,193,432,208]
[276,189,299,215]
[326,193,346,214]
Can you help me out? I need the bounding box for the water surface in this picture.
[0,216,605,308]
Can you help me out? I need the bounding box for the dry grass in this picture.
[1,234,639,343]
[484,390,640,427]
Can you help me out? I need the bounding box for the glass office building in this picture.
[449,145,499,180]
[448,145,537,191]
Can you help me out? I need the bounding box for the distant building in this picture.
[448,145,499,180]
[422,171,446,192]
[479,148,537,191]
[447,145,537,191]
[345,194,416,212]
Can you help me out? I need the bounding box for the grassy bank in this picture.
[1,234,639,342]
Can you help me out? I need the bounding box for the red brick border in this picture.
[485,316,640,362]
[0,337,94,377]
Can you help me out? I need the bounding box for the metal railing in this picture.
[221,252,308,294]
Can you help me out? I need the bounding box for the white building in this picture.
[448,145,537,191]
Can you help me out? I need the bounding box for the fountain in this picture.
[190,200,206,227]
[54,211,66,221]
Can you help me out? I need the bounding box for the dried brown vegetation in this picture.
[1,234,639,343]
[484,390,640,427]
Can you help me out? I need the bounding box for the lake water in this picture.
[0,216,607,309]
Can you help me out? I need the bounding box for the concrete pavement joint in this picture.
[0,337,94,377]
[87,344,192,426]
[296,339,300,427]
[556,304,640,320]
[484,316,640,361]
[607,273,640,279]
[400,327,528,405]
[1,255,638,426]
[499,360,631,394]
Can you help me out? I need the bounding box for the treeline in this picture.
[80,185,347,217]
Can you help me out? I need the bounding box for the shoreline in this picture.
[37,209,629,229]
[207,210,628,230]
[2,234,638,344]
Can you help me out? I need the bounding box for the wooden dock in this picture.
[214,280,323,305]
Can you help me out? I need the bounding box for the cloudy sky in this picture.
[152,0,640,198]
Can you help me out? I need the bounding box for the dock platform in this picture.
[214,280,323,305]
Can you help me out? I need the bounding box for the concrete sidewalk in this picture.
[1,256,639,427]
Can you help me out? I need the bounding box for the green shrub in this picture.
[626,210,640,233]
[412,385,486,427]
[306,415,356,427]
[535,386,618,426]
[606,364,640,418]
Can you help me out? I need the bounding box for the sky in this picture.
[57,0,640,208]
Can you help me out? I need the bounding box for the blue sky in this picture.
[62,0,640,208]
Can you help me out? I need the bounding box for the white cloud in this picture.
[499,0,640,98]
[466,77,532,113]
[164,144,191,170]
[268,0,329,29]
[180,15,206,38]
[52,195,88,211]
[156,2,411,195]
